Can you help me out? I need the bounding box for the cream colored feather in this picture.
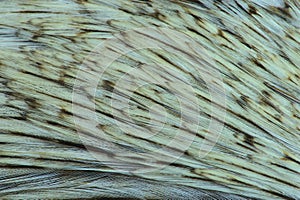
[0,0,299,199]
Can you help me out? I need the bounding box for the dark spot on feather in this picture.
[240,40,253,49]
[188,12,203,22]
[240,95,250,103]
[102,80,115,92]
[166,162,194,170]
[119,8,136,15]
[293,114,300,119]
[251,59,276,77]
[283,154,300,165]
[220,44,235,50]
[186,27,211,41]
[277,2,292,18]
[217,29,224,37]
[248,5,257,15]
[260,96,281,113]
[106,20,114,26]
[25,97,40,109]
[236,98,247,109]
[246,154,253,160]
[244,134,254,146]
[59,108,73,119]
[30,33,40,41]
[150,10,166,20]
[20,70,69,88]
[273,114,282,122]
[77,0,88,4]
[262,90,271,97]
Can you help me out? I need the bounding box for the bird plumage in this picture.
[0,0,299,199]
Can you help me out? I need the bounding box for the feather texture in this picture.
[0,0,300,199]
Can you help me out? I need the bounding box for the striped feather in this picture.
[0,0,299,199]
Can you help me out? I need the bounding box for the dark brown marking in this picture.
[102,80,115,92]
[283,154,300,165]
[244,134,254,146]
[25,97,40,109]
[248,5,257,15]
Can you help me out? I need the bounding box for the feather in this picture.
[0,0,299,199]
